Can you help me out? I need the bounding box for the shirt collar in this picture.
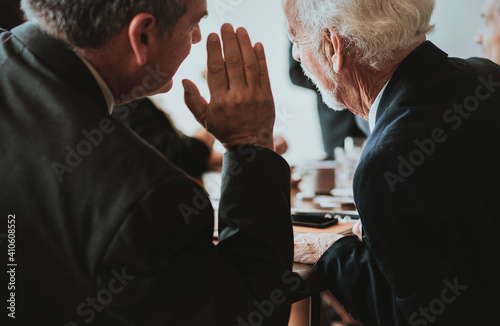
[368,80,390,132]
[78,56,115,114]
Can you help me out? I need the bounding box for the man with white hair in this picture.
[0,0,294,325]
[477,0,500,65]
[288,0,500,325]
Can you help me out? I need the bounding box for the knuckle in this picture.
[225,58,243,69]
[244,62,259,71]
[233,93,246,105]
[208,63,225,75]
[214,96,227,108]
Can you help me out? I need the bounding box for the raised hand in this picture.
[183,23,276,151]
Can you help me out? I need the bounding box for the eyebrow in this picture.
[198,11,209,21]
[191,11,208,27]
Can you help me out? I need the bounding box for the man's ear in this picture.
[323,27,344,73]
[128,13,157,66]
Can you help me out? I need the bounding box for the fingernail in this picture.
[208,33,219,42]
[222,23,234,32]
[237,28,248,36]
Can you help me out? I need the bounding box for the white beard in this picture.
[301,63,345,112]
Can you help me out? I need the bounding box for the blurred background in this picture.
[151,0,483,165]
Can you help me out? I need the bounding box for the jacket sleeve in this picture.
[93,146,293,326]
[308,236,407,326]
[311,139,498,326]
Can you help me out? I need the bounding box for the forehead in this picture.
[284,0,300,36]
[482,0,500,16]
[183,0,208,22]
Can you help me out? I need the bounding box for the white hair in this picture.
[286,0,436,70]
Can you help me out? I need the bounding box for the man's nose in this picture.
[475,30,483,45]
[193,26,202,45]
[292,43,301,62]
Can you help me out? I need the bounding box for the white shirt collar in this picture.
[78,56,115,114]
[368,80,391,132]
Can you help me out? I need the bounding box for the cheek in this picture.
[167,38,192,70]
[302,52,331,89]
[484,23,500,46]
[301,50,321,76]
[179,37,193,62]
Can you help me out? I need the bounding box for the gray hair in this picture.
[21,0,190,48]
[287,0,435,70]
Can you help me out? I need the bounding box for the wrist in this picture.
[222,139,274,152]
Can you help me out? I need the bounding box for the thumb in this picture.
[183,79,208,125]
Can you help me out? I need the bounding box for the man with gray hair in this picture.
[288,0,500,325]
[0,0,294,325]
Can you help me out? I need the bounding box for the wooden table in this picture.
[290,185,358,326]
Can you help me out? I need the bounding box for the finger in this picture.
[274,136,288,155]
[235,27,260,87]
[183,79,209,126]
[206,33,228,92]
[220,23,245,87]
[254,42,271,90]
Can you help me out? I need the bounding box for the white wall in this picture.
[430,0,483,58]
[152,0,484,164]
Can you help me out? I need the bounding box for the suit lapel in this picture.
[11,22,109,114]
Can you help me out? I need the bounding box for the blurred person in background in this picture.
[114,98,224,178]
[477,0,500,65]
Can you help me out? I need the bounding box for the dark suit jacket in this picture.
[113,99,211,178]
[310,42,500,325]
[0,23,293,325]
